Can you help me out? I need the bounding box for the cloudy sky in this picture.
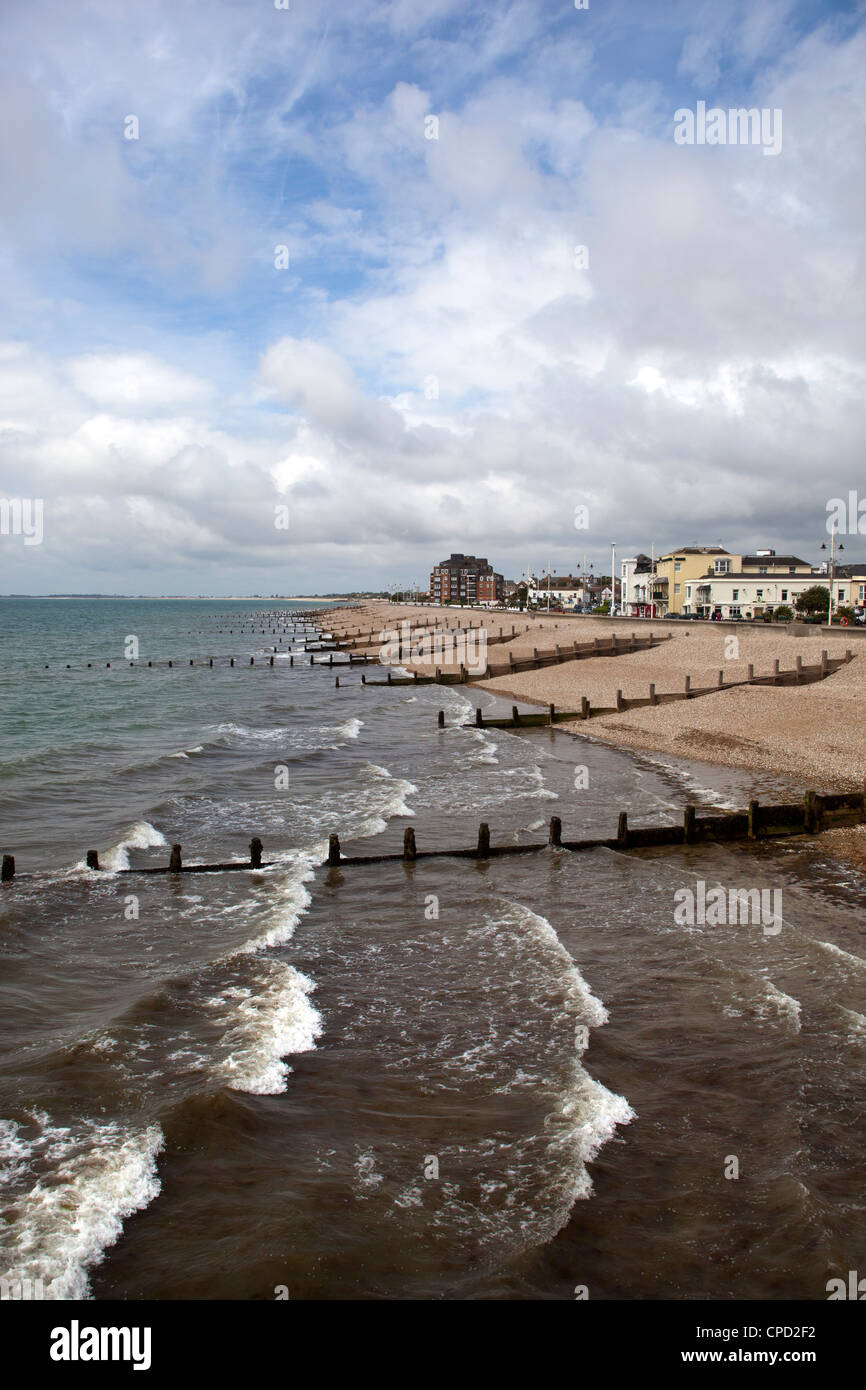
[0,0,863,594]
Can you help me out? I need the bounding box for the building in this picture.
[674,549,837,618]
[655,546,731,615]
[528,572,584,609]
[430,553,505,604]
[621,554,660,617]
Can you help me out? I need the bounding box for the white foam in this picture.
[0,1112,164,1299]
[96,821,167,873]
[815,940,866,973]
[217,961,322,1095]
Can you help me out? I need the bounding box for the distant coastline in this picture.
[0,594,357,601]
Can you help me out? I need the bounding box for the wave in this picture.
[213,960,322,1095]
[0,1111,163,1299]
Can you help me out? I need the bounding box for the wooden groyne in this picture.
[432,650,855,726]
[4,788,863,883]
[324,789,866,867]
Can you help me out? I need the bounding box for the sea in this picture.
[0,597,864,1301]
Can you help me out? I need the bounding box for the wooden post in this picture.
[795,655,803,683]
[718,669,724,687]
[630,633,637,651]
[617,811,628,847]
[2,855,15,882]
[270,655,274,666]
[476,822,490,858]
[475,707,483,727]
[169,844,182,872]
[616,689,625,711]
[290,655,294,667]
[86,850,100,871]
[748,800,759,840]
[335,676,340,688]
[250,837,263,869]
[512,706,520,727]
[548,703,555,725]
[684,674,691,698]
[250,657,255,665]
[438,710,445,728]
[362,673,366,685]
[747,663,754,682]
[549,816,562,847]
[580,695,589,719]
[230,658,235,667]
[649,683,657,706]
[773,659,780,685]
[683,805,696,844]
[846,649,853,663]
[403,828,417,861]
[821,650,828,675]
[328,834,341,866]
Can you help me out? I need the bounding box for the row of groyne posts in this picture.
[5,787,865,882]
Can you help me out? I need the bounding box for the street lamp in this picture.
[820,536,844,623]
[610,542,616,616]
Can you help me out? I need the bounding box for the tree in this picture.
[794,585,830,616]
[773,605,794,622]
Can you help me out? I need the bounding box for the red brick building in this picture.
[430,553,505,603]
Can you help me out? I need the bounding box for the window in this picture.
[759,566,768,575]
[675,560,682,571]
[674,583,681,595]
[715,559,731,574]
[730,606,741,617]
[781,590,788,601]
[732,589,739,601]
[788,567,796,575]
[756,589,763,599]
[686,585,692,597]
[860,585,865,601]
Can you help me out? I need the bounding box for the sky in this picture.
[0,0,863,595]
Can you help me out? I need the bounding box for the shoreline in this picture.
[323,598,866,868]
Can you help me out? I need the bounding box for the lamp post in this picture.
[610,542,616,616]
[820,534,844,623]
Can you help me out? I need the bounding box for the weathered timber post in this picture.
[361,673,366,685]
[403,828,417,861]
[846,649,853,663]
[309,655,314,665]
[270,655,275,666]
[532,648,538,661]
[649,683,657,706]
[617,812,629,848]
[748,801,760,840]
[747,663,754,682]
[1,855,14,882]
[169,844,182,872]
[250,657,255,665]
[459,664,467,683]
[611,633,618,652]
[250,837,263,869]
[804,790,822,834]
[86,850,100,870]
[683,805,696,844]
[512,706,520,727]
[438,710,445,728]
[616,689,625,711]
[718,669,724,687]
[230,658,235,667]
[581,696,590,719]
[476,707,483,727]
[209,658,213,667]
[684,674,692,698]
[821,650,829,675]
[476,822,490,858]
[290,655,294,667]
[795,655,803,683]
[335,676,340,688]
[549,816,562,847]
[773,659,780,685]
[630,633,637,651]
[328,834,341,866]
[594,637,601,652]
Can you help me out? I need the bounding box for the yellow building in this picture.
[656,546,735,615]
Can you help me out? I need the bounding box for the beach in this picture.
[2,596,866,1303]
[325,600,866,790]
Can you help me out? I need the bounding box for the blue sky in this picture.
[0,0,864,593]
